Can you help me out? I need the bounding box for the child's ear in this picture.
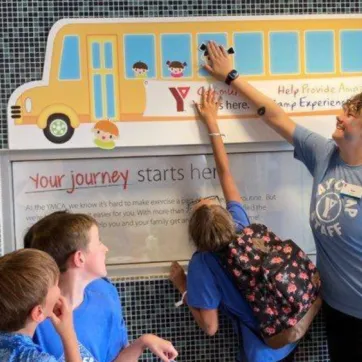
[73,250,85,268]
[29,304,46,323]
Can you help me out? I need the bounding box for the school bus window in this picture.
[104,42,113,69]
[305,31,334,74]
[105,74,116,118]
[233,32,264,75]
[197,33,227,77]
[161,34,192,78]
[92,43,101,69]
[269,32,299,75]
[340,30,362,72]
[124,34,156,79]
[59,35,81,80]
[93,74,103,119]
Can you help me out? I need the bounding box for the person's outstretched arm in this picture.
[204,41,296,144]
[194,87,240,203]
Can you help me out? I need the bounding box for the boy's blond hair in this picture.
[0,249,59,332]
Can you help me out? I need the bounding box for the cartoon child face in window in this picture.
[92,120,119,150]
[132,61,149,78]
[166,61,187,78]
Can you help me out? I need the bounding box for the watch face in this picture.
[229,69,239,79]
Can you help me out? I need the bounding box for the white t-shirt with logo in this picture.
[294,125,362,318]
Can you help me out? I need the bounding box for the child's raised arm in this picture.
[194,87,241,203]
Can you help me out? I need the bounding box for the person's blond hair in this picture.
[189,204,236,252]
[344,92,362,116]
[0,249,59,332]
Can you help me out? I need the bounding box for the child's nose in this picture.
[337,115,345,123]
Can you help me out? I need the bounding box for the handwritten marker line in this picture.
[25,183,135,194]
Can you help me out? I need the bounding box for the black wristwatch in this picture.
[225,69,239,85]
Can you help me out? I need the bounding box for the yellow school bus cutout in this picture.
[8,15,362,147]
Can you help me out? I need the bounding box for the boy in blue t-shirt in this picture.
[25,211,177,362]
[0,249,81,362]
[170,88,296,361]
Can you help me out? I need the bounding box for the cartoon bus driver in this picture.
[132,61,149,78]
[166,61,187,78]
[92,120,119,150]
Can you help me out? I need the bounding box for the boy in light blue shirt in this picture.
[0,249,81,362]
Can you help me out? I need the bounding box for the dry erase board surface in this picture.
[12,152,313,264]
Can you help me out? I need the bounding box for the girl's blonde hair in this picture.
[188,204,236,252]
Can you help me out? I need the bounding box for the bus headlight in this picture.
[25,98,32,113]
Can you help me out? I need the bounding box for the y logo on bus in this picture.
[169,87,190,112]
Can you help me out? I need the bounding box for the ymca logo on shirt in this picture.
[59,343,98,362]
[310,178,359,237]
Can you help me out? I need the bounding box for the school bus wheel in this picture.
[43,113,75,144]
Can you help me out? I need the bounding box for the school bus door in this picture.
[87,36,120,121]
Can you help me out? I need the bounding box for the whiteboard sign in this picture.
[8,15,362,149]
[12,152,314,264]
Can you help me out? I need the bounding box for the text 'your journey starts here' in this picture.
[28,163,220,194]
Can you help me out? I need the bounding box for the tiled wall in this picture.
[113,276,329,361]
[114,276,240,362]
[2,0,362,360]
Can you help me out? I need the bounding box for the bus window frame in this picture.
[195,31,229,80]
[160,33,193,80]
[339,29,362,74]
[58,35,82,82]
[123,33,157,80]
[304,29,336,75]
[268,30,301,76]
[232,30,265,77]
